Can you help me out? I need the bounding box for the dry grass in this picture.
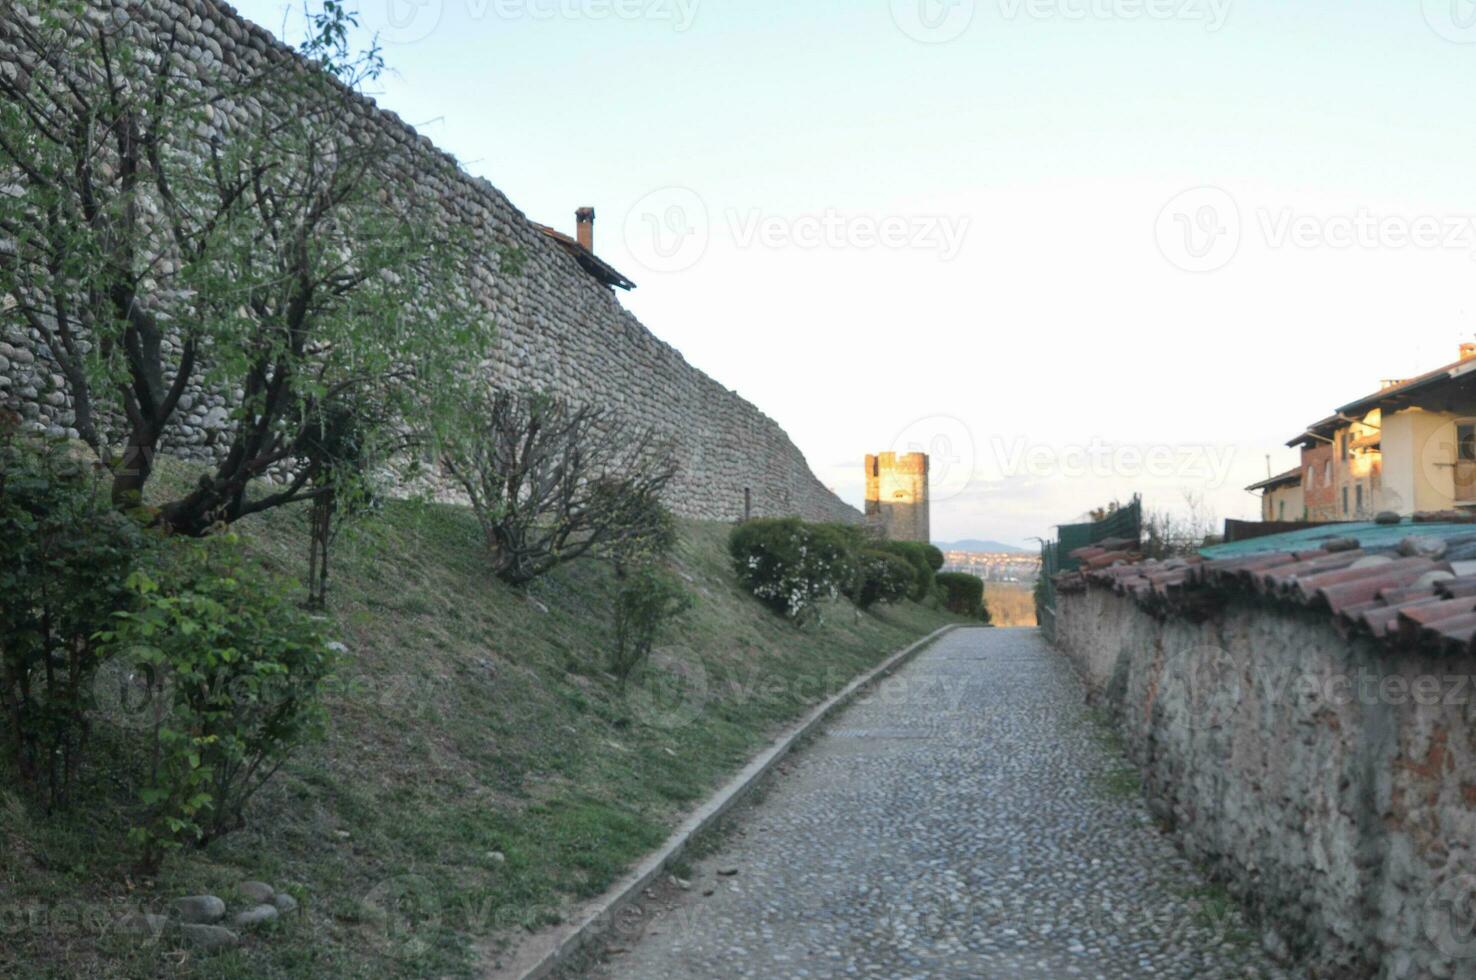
[985,582,1038,627]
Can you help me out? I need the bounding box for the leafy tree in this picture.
[0,1,489,534]
[439,389,680,585]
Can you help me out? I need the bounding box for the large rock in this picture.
[232,904,279,930]
[178,924,240,952]
[237,880,275,904]
[173,895,225,925]
[1398,536,1448,560]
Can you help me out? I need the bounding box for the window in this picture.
[1355,485,1363,514]
[1325,461,1332,485]
[1342,486,1349,515]
[1459,422,1476,463]
[1306,466,1314,487]
[1340,432,1350,461]
[1278,500,1287,520]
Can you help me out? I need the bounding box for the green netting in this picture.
[1055,496,1142,571]
[1038,497,1143,641]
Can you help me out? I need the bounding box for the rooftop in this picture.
[533,222,638,291]
[1054,517,1476,657]
[1245,467,1302,493]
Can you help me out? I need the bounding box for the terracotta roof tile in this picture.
[1054,524,1476,657]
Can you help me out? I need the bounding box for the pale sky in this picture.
[235,0,1476,547]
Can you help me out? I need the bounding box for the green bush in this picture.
[597,482,679,577]
[610,567,693,686]
[850,549,916,609]
[729,518,859,623]
[875,541,936,602]
[97,533,339,872]
[922,544,945,572]
[937,572,991,622]
[0,426,145,810]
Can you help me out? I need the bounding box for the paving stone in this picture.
[596,629,1291,980]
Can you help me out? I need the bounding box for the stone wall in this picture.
[1053,588,1476,980]
[0,0,859,526]
[863,452,930,542]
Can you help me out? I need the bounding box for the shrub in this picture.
[97,534,339,872]
[439,389,679,585]
[937,572,991,622]
[875,541,937,602]
[922,544,945,572]
[729,519,858,623]
[0,425,146,810]
[850,549,916,609]
[610,568,693,686]
[598,482,679,577]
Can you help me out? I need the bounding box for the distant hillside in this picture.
[936,539,1032,555]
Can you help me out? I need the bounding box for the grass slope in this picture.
[1,482,956,978]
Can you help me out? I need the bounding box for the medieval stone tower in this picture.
[865,452,931,542]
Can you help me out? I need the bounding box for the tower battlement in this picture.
[864,452,930,542]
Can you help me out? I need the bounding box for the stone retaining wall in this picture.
[1053,588,1476,979]
[0,0,858,526]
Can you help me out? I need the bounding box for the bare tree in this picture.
[439,390,680,585]
[1143,490,1220,559]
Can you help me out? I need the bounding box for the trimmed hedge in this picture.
[851,549,916,609]
[729,518,858,621]
[937,572,991,623]
[729,521,958,620]
[875,541,937,602]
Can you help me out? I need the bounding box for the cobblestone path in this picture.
[594,627,1290,980]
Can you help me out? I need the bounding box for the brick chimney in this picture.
[576,207,595,253]
[1461,342,1476,361]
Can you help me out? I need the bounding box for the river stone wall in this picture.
[1053,587,1476,980]
[0,0,858,526]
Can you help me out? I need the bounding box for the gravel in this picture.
[594,628,1292,980]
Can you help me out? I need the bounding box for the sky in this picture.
[233,0,1476,547]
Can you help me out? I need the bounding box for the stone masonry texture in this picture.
[864,451,930,542]
[1053,588,1476,980]
[0,0,859,526]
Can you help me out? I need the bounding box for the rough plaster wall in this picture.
[0,0,858,526]
[1054,589,1476,980]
